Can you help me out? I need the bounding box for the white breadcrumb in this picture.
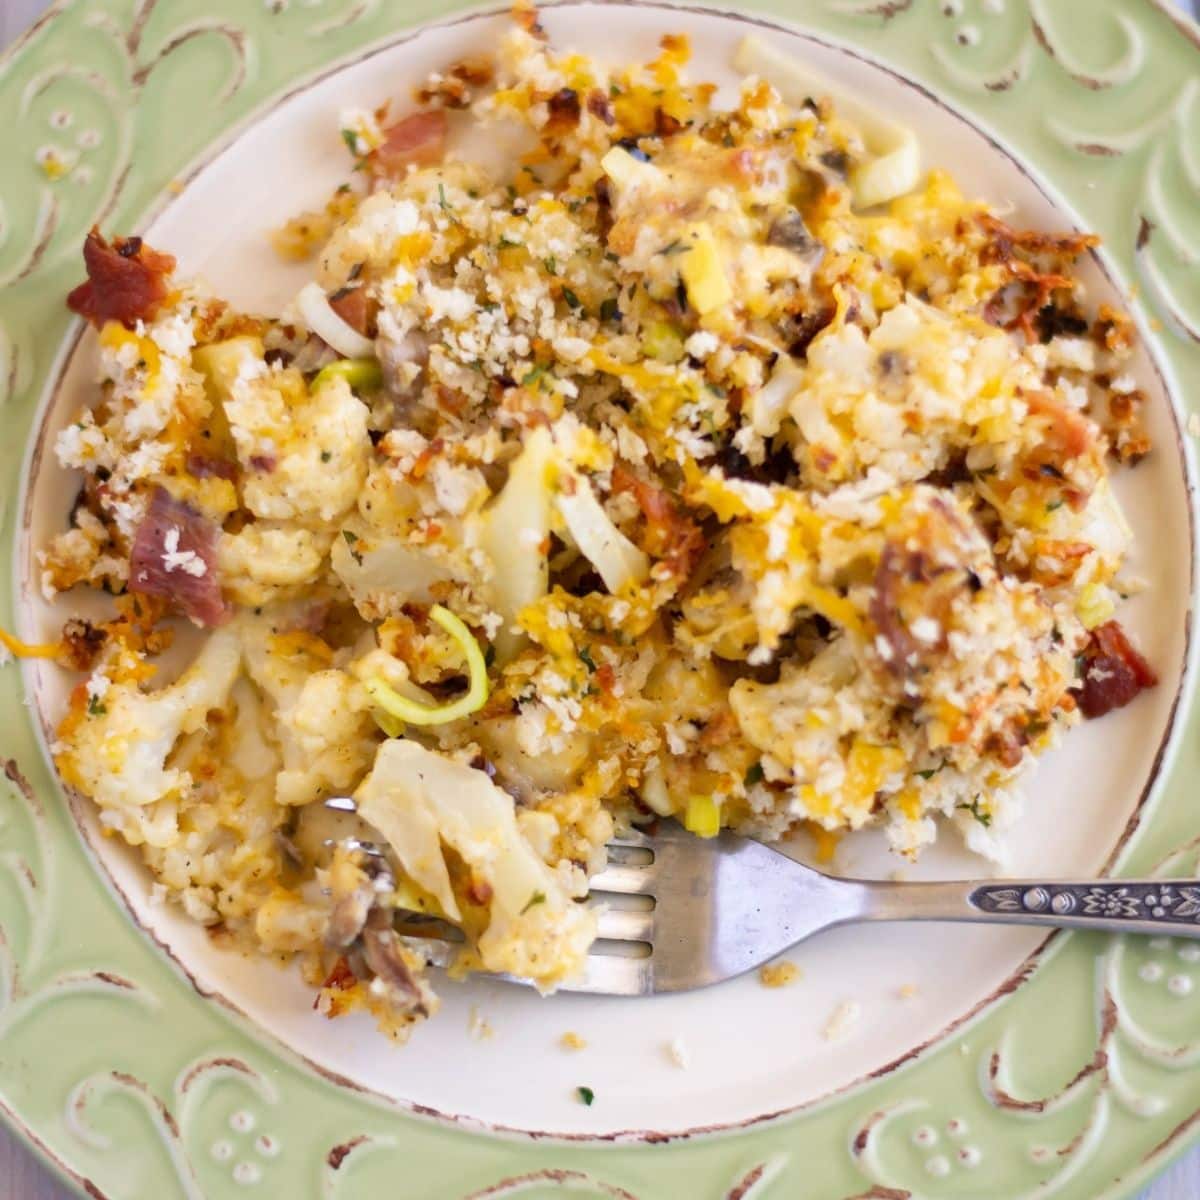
[467,1005,494,1041]
[822,999,862,1041]
[666,1036,690,1069]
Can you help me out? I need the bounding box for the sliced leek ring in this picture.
[365,604,489,728]
[733,35,921,209]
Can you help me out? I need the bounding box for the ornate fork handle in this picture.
[853,879,1200,938]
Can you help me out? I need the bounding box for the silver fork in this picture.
[398,821,1200,996]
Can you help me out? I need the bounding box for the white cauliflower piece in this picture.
[355,739,597,990]
[57,628,241,833]
[331,518,461,621]
[218,524,332,607]
[225,368,369,525]
[239,617,378,806]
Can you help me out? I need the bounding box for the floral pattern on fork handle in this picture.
[971,882,1200,927]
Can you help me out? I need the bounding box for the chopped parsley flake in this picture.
[578,646,597,673]
[87,696,107,717]
[342,529,363,565]
[340,129,359,155]
[576,1086,595,1106]
[520,890,547,915]
[562,287,582,310]
[958,798,992,828]
[744,762,764,786]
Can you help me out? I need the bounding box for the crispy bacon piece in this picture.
[315,956,359,1017]
[329,286,376,336]
[545,87,582,135]
[129,487,228,627]
[185,453,237,481]
[654,107,685,138]
[587,89,615,125]
[60,618,107,673]
[611,463,705,581]
[415,56,494,109]
[1026,391,1094,461]
[1074,620,1157,719]
[369,110,448,179]
[66,228,176,329]
[979,215,1098,342]
[869,542,925,674]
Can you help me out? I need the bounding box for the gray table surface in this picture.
[2,1,1198,1197]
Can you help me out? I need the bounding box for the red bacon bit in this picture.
[654,107,685,137]
[611,463,705,581]
[978,215,1098,342]
[129,488,228,628]
[587,89,615,125]
[1026,392,1094,461]
[369,110,448,180]
[66,228,177,329]
[329,286,376,336]
[185,453,237,481]
[314,956,359,1015]
[594,662,617,695]
[545,88,582,135]
[408,437,445,481]
[60,618,107,673]
[1073,620,1157,719]
[414,56,494,109]
[248,454,277,473]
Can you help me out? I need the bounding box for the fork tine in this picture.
[606,827,654,849]
[594,906,654,942]
[413,937,456,970]
[558,952,651,996]
[410,935,652,996]
[589,863,656,895]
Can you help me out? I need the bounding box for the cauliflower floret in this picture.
[57,628,242,836]
[239,616,378,806]
[218,524,332,607]
[331,518,462,621]
[225,368,369,525]
[279,670,379,806]
[354,739,597,990]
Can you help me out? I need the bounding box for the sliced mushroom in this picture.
[362,919,430,1017]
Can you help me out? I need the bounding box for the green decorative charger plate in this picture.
[1,1,1200,1197]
